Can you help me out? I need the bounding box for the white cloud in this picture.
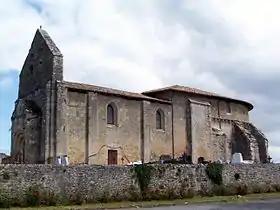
[0,0,279,160]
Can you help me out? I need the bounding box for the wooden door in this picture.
[108,150,118,165]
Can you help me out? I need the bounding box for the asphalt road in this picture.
[125,199,280,210]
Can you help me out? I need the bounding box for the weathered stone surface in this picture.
[10,28,269,166]
[232,121,269,163]
[0,164,280,198]
[187,99,212,163]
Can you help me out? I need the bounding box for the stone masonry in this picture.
[0,164,280,199]
[9,28,270,165]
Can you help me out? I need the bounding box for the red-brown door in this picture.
[108,150,118,165]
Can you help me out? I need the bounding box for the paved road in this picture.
[125,199,280,210]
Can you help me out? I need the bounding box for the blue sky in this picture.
[0,70,18,153]
[0,0,280,162]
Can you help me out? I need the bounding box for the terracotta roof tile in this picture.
[143,85,254,110]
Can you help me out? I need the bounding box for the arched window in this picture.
[156,109,164,130]
[107,103,117,125]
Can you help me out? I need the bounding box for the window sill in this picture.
[156,129,165,133]
[107,124,118,128]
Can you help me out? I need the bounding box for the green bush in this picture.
[205,163,223,185]
[133,164,153,192]
[0,188,12,208]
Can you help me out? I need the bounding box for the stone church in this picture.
[9,28,269,165]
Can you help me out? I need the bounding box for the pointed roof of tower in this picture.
[36,28,62,56]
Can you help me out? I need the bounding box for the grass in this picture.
[10,192,280,210]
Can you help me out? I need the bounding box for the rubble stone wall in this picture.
[0,164,279,197]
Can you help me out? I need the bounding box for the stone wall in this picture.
[0,164,280,199]
[11,29,63,164]
[211,128,231,163]
[144,91,250,123]
[187,99,212,163]
[65,89,172,165]
[145,91,252,162]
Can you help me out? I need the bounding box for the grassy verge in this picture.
[11,192,280,210]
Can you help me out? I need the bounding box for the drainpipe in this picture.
[140,101,145,163]
[171,91,175,159]
[217,100,221,129]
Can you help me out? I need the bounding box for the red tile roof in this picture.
[62,82,253,110]
[62,81,171,104]
[142,85,254,110]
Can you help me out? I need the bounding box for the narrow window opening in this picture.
[226,102,231,113]
[107,103,117,125]
[156,109,165,130]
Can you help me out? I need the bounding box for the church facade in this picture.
[10,29,269,165]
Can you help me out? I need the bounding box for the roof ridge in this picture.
[142,84,253,110]
[62,81,171,104]
[37,28,62,56]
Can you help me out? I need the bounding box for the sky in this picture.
[0,0,279,162]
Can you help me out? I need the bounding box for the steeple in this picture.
[18,28,63,98]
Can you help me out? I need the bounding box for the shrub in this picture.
[183,188,195,198]
[128,185,141,201]
[97,190,110,203]
[205,163,223,185]
[235,183,248,195]
[164,188,178,200]
[133,164,153,193]
[0,188,12,208]
[272,184,280,192]
[143,188,160,201]
[40,190,58,206]
[251,183,276,194]
[24,185,41,207]
[179,182,195,198]
[252,184,263,194]
[211,184,228,196]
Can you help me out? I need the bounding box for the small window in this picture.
[107,103,117,125]
[156,109,164,130]
[226,102,231,113]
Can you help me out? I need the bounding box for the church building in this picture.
[10,28,269,165]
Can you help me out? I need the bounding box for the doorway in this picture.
[108,149,118,165]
